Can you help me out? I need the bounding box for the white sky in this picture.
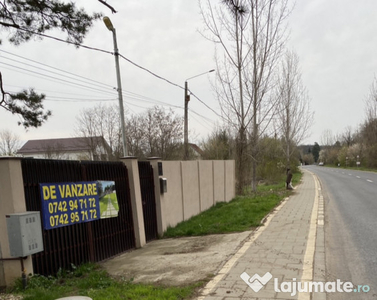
[1,0,376,147]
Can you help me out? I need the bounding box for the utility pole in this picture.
[103,17,128,157]
[183,69,215,160]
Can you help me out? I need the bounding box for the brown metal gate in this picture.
[138,161,158,242]
[21,158,135,276]
[81,161,135,261]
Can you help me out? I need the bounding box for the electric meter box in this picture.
[6,211,44,257]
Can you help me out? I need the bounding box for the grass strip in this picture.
[10,263,202,300]
[163,172,301,238]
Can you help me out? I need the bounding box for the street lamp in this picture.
[184,69,215,160]
[103,16,128,157]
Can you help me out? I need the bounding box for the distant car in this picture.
[318,162,324,166]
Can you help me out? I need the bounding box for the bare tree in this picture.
[365,76,377,122]
[0,129,21,156]
[320,129,335,147]
[200,0,290,193]
[276,51,314,167]
[136,106,184,160]
[76,104,183,160]
[341,126,354,147]
[75,103,119,160]
[125,114,145,158]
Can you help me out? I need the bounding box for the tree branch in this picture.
[97,0,117,13]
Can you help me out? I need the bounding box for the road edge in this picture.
[301,169,327,300]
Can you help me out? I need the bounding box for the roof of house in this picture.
[17,137,108,154]
[189,143,205,156]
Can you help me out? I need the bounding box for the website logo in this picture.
[240,272,371,296]
[240,272,273,292]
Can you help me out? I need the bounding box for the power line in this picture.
[1,55,116,94]
[10,26,224,125]
[17,26,113,55]
[0,49,114,90]
[45,96,117,102]
[118,53,184,91]
[4,84,114,98]
[0,61,115,95]
[189,113,213,132]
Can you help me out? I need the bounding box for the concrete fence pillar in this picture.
[121,157,146,248]
[0,157,33,287]
[225,160,236,202]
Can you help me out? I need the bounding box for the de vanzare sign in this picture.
[39,181,118,230]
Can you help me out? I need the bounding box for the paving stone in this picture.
[199,171,325,300]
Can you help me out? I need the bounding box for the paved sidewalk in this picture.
[197,170,325,300]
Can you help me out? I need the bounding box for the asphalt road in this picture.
[304,166,377,299]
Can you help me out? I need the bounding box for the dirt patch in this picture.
[101,231,251,286]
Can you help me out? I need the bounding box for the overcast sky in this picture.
[1,0,377,147]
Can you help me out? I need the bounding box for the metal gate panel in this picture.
[21,158,136,276]
[138,161,158,242]
[22,159,90,275]
[81,161,135,262]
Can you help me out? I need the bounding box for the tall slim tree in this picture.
[365,76,377,122]
[320,129,335,147]
[361,77,377,167]
[276,51,313,167]
[312,142,320,163]
[200,0,290,193]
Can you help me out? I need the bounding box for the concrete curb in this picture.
[304,169,327,300]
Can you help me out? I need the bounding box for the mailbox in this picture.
[159,178,167,194]
[6,212,44,257]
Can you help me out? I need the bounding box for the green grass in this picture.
[99,197,108,214]
[99,193,119,214]
[109,193,119,211]
[164,172,302,238]
[9,263,202,300]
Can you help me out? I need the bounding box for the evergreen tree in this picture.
[312,142,321,162]
[0,0,103,128]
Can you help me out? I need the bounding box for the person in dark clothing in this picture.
[286,168,293,190]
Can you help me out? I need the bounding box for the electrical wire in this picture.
[6,26,225,128]
[16,26,113,55]
[0,49,114,90]
[0,62,116,95]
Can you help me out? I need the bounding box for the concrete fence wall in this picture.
[0,157,235,287]
[157,160,235,232]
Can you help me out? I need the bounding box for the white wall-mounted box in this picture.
[6,212,44,257]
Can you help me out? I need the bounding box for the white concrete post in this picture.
[121,157,146,248]
[0,157,33,287]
